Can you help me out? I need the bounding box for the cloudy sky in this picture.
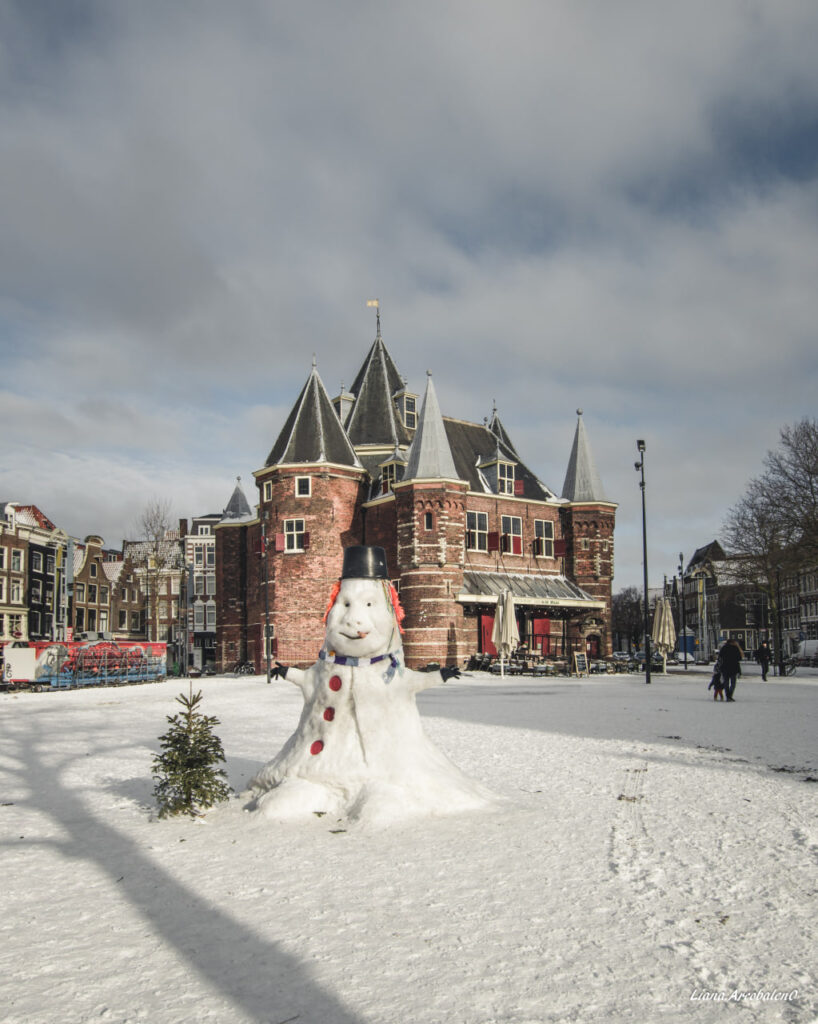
[1,0,817,592]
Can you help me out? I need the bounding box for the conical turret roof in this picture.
[403,372,460,481]
[221,478,255,523]
[562,409,608,502]
[487,406,519,458]
[265,363,362,468]
[345,333,413,448]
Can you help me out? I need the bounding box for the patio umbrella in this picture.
[652,597,677,674]
[491,589,520,679]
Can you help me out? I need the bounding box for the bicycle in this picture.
[784,657,798,676]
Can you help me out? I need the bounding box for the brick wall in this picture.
[257,465,365,668]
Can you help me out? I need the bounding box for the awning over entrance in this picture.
[459,571,605,612]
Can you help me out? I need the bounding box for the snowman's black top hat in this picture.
[341,545,389,580]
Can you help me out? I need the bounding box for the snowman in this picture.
[245,546,498,826]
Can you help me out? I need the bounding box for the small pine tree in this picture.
[152,685,231,818]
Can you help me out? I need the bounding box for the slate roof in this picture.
[688,540,727,571]
[443,418,556,500]
[487,408,520,458]
[345,335,413,448]
[221,479,255,523]
[561,411,608,502]
[265,365,362,469]
[403,374,459,481]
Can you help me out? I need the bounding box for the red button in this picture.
[329,675,342,691]
[323,707,335,721]
[310,740,324,755]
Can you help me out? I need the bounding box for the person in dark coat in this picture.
[719,638,743,701]
[755,640,771,681]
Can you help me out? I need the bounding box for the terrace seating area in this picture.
[463,652,623,677]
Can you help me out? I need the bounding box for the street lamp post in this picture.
[775,566,785,678]
[262,512,272,685]
[635,440,651,685]
[678,552,688,670]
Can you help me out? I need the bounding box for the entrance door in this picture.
[480,613,497,656]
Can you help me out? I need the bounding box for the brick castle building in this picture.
[215,323,616,670]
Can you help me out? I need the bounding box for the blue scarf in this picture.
[319,647,403,684]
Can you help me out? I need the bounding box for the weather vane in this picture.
[367,298,381,337]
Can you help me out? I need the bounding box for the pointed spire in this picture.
[403,372,460,481]
[221,477,254,523]
[265,363,362,468]
[487,403,519,458]
[345,334,412,447]
[562,409,608,501]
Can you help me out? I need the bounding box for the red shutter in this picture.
[554,539,567,558]
[512,535,522,555]
[514,479,524,496]
[302,532,310,550]
[488,531,500,552]
[274,533,286,552]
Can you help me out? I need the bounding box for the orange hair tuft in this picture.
[323,580,342,623]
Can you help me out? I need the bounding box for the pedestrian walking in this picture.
[719,638,742,702]
[755,640,771,681]
[708,660,725,701]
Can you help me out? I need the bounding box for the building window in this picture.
[46,555,55,574]
[75,583,86,602]
[131,612,140,631]
[194,603,205,630]
[88,584,97,603]
[90,562,97,578]
[501,515,523,555]
[11,579,23,604]
[403,395,417,430]
[284,518,306,552]
[206,547,215,567]
[9,614,24,638]
[0,548,4,569]
[100,586,109,604]
[424,511,434,530]
[195,575,205,596]
[99,611,109,632]
[206,574,216,595]
[534,520,554,558]
[581,537,590,550]
[194,546,203,566]
[31,551,43,572]
[30,611,41,635]
[206,601,216,630]
[263,480,272,502]
[0,580,5,602]
[382,464,397,494]
[31,580,42,603]
[75,607,85,631]
[466,511,488,552]
[198,525,211,535]
[296,476,311,497]
[11,549,23,572]
[498,463,515,495]
[119,610,128,629]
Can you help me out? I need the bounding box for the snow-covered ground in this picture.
[2,664,817,1024]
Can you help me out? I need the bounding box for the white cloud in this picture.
[1,0,816,588]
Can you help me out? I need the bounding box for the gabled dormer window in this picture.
[498,462,515,495]
[382,463,397,494]
[395,391,418,430]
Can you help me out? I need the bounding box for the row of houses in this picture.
[0,502,224,671]
[668,540,818,661]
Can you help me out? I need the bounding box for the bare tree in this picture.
[612,587,643,651]
[126,499,180,641]
[722,418,818,671]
